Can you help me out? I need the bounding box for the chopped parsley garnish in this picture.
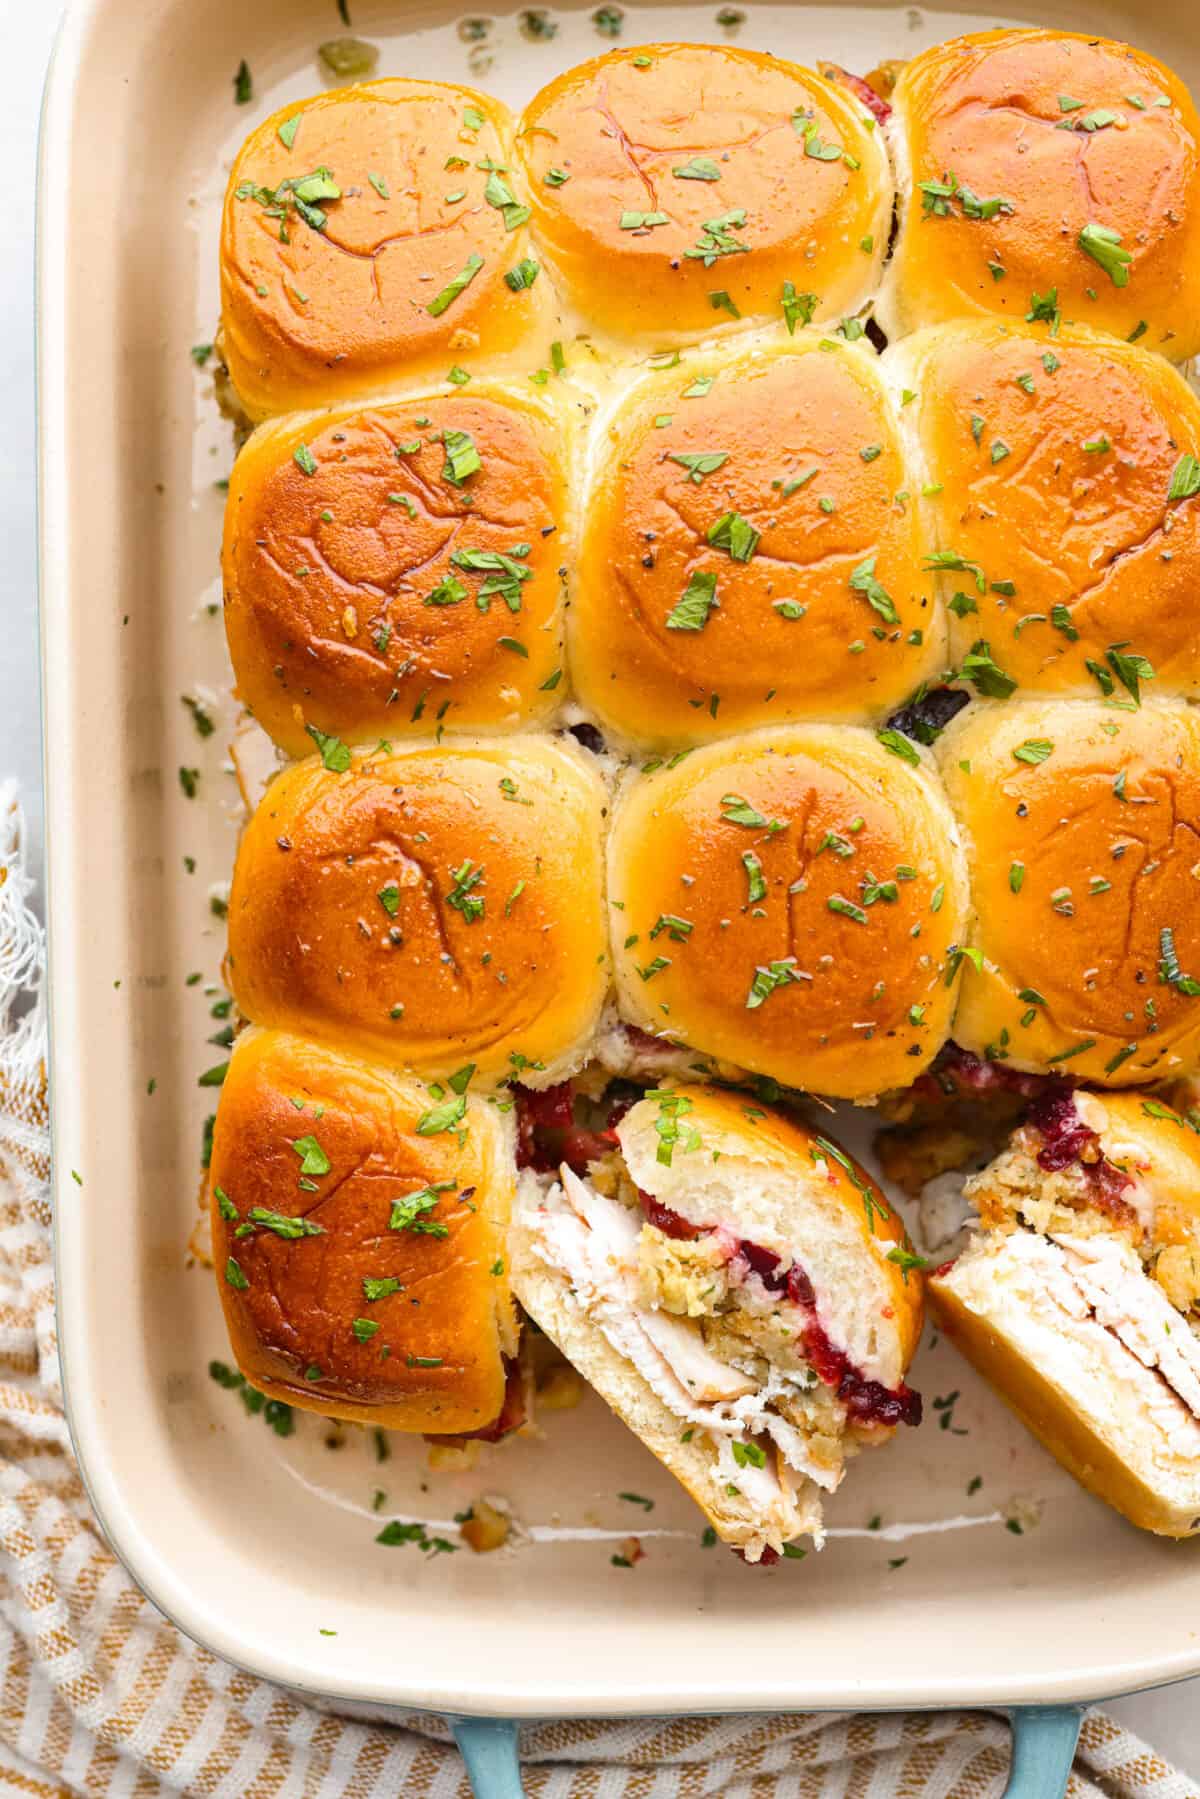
[876,728,920,766]
[1026,289,1061,334]
[665,569,718,631]
[961,640,1017,700]
[706,510,759,561]
[484,170,531,230]
[446,858,485,922]
[918,170,1013,221]
[924,549,986,592]
[849,557,897,624]
[505,258,540,291]
[1105,643,1154,705]
[1012,739,1053,765]
[647,1089,701,1166]
[305,723,352,771]
[442,428,482,485]
[389,1181,455,1235]
[1079,222,1133,287]
[290,1135,331,1179]
[1168,454,1200,503]
[668,451,729,484]
[685,210,750,267]
[376,1519,458,1555]
[1159,925,1200,997]
[721,794,785,830]
[242,1207,324,1241]
[745,958,801,1008]
[781,283,818,334]
[674,157,721,181]
[363,1276,404,1301]
[742,850,767,903]
[427,254,485,318]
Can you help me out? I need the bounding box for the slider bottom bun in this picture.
[933,1233,1200,1537]
[512,1084,925,1561]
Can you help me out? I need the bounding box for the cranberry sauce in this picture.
[914,1041,1053,1106]
[427,1354,526,1447]
[1025,1083,1135,1221]
[638,1197,921,1428]
[639,1191,704,1240]
[825,63,893,123]
[514,1082,638,1175]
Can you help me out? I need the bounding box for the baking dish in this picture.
[36,2,1200,1795]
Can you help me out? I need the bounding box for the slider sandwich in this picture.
[513,1084,924,1561]
[932,1088,1200,1535]
[211,1028,519,1434]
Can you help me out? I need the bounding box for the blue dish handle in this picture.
[450,1716,526,1797]
[1004,1705,1086,1798]
[449,1704,1084,1798]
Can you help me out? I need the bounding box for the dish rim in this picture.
[37,0,1200,1720]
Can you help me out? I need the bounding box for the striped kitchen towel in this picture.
[0,779,1193,1798]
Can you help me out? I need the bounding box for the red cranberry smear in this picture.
[915,1042,1052,1105]
[514,1082,623,1175]
[639,1191,704,1240]
[426,1354,526,1447]
[1027,1084,1095,1172]
[641,1205,921,1428]
[1025,1084,1135,1221]
[825,63,893,122]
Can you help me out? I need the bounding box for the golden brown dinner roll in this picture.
[888,322,1200,697]
[936,698,1200,1086]
[607,725,970,1099]
[882,30,1200,358]
[210,1027,517,1433]
[223,386,570,755]
[226,736,609,1086]
[514,44,891,341]
[571,337,944,749]
[931,1091,1200,1535]
[513,1085,924,1559]
[220,81,553,419]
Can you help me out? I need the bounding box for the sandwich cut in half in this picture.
[512,1083,925,1561]
[931,1087,1200,1536]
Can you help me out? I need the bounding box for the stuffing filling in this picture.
[961,1082,1200,1345]
[516,1084,921,1560]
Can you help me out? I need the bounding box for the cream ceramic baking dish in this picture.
[37,2,1200,1795]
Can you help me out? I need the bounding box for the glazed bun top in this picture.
[210,1027,516,1433]
[937,698,1200,1086]
[887,322,1200,698]
[617,1084,924,1383]
[513,44,891,340]
[607,724,970,1100]
[222,386,570,756]
[884,30,1200,359]
[226,736,609,1087]
[570,337,945,750]
[220,81,552,419]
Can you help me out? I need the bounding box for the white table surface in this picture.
[7,0,1199,1777]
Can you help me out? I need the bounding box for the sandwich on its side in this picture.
[932,1088,1200,1536]
[513,1084,924,1561]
